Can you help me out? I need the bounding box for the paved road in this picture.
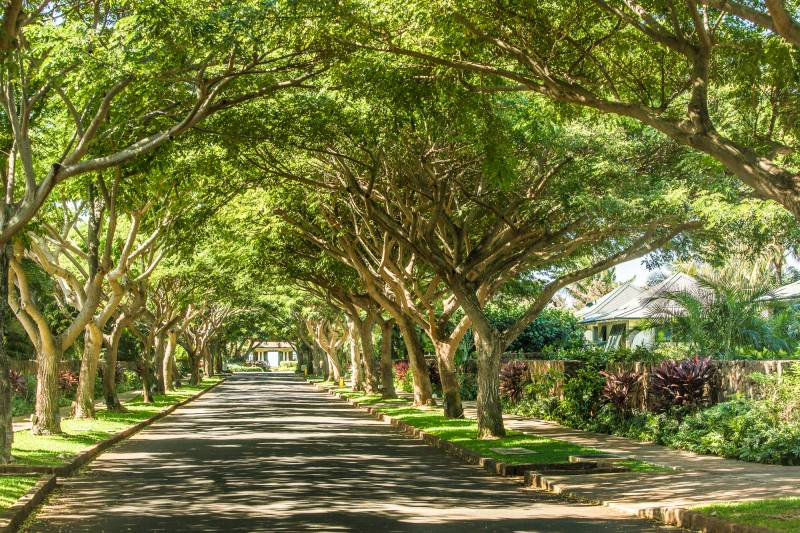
[25,374,680,532]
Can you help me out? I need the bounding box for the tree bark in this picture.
[379,320,396,399]
[74,322,104,418]
[189,350,201,386]
[474,332,505,438]
[356,314,379,393]
[346,318,364,390]
[0,245,13,462]
[433,340,464,419]
[103,321,126,412]
[203,346,214,378]
[396,315,434,406]
[324,348,343,381]
[162,330,177,392]
[32,338,62,434]
[154,334,167,394]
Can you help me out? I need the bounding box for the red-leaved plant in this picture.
[600,369,642,415]
[393,361,410,381]
[8,369,27,396]
[499,360,530,404]
[649,356,715,412]
[59,370,79,393]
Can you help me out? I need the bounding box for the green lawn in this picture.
[330,386,663,472]
[0,475,38,511]
[694,498,800,532]
[12,378,221,467]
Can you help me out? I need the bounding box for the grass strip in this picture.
[328,387,664,471]
[693,497,800,533]
[12,377,222,467]
[0,476,39,512]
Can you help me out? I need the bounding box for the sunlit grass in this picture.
[694,498,800,532]
[12,378,221,467]
[335,388,662,471]
[0,475,38,512]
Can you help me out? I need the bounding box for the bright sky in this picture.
[614,256,668,286]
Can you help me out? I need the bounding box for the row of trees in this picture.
[0,0,798,463]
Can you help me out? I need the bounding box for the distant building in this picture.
[760,280,800,302]
[577,272,699,349]
[248,341,296,367]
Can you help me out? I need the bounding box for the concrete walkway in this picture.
[462,403,800,515]
[24,374,679,532]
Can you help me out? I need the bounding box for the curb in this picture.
[0,378,225,533]
[0,475,55,532]
[311,381,770,533]
[0,378,225,477]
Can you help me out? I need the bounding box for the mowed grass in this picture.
[327,386,663,471]
[12,377,221,467]
[0,475,38,511]
[694,498,800,532]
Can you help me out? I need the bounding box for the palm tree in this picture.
[566,267,625,310]
[650,259,791,358]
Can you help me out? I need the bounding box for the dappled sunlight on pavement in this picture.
[24,374,681,532]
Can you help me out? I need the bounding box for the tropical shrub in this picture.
[59,370,79,394]
[559,368,605,425]
[426,359,441,390]
[8,370,27,396]
[393,361,413,393]
[499,360,529,403]
[600,369,642,415]
[120,369,142,391]
[649,356,715,412]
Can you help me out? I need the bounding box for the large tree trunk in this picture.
[433,340,464,419]
[324,349,343,381]
[356,315,379,393]
[103,314,130,412]
[0,245,14,461]
[189,350,201,386]
[172,357,181,387]
[396,315,434,406]
[214,351,222,374]
[162,330,177,392]
[153,334,166,394]
[347,319,364,390]
[74,322,104,418]
[32,338,62,434]
[474,332,505,438]
[140,335,155,404]
[203,346,214,378]
[379,320,396,399]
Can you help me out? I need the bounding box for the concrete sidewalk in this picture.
[462,402,800,515]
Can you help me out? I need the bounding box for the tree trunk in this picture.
[75,322,104,418]
[396,315,434,406]
[347,319,364,390]
[172,358,181,387]
[475,332,505,438]
[189,351,201,386]
[154,334,166,394]
[214,351,222,374]
[0,245,14,461]
[32,338,62,434]
[103,317,128,412]
[324,349,342,381]
[356,315,379,393]
[379,320,396,399]
[203,347,214,378]
[162,330,177,392]
[433,340,464,419]
[140,360,153,404]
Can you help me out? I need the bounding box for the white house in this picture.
[577,272,699,349]
[248,341,297,367]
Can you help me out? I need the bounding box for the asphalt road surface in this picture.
[24,373,681,532]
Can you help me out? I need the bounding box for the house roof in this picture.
[252,341,293,350]
[579,272,699,324]
[576,281,643,322]
[760,280,800,302]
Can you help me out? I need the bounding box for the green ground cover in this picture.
[0,475,38,512]
[330,386,663,471]
[12,378,221,467]
[694,498,800,533]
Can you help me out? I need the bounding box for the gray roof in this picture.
[579,272,699,324]
[252,341,293,350]
[760,280,800,302]
[576,281,643,322]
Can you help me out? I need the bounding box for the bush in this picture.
[119,369,142,391]
[649,356,715,413]
[393,361,413,393]
[8,370,27,396]
[457,370,477,400]
[600,369,642,415]
[559,368,605,425]
[499,360,529,404]
[59,370,79,394]
[278,361,297,371]
[228,363,264,373]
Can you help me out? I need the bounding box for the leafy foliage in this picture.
[650,357,715,412]
[498,361,530,404]
[600,369,642,415]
